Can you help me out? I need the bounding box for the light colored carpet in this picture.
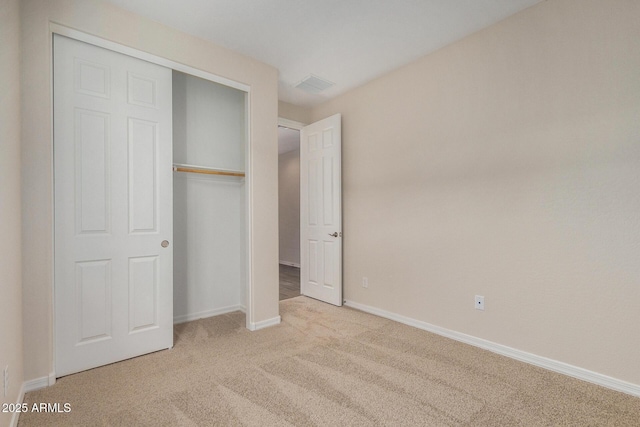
[20,296,640,426]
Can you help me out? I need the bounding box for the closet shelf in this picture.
[172,163,245,177]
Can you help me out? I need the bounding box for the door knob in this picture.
[328,232,339,237]
[161,240,170,248]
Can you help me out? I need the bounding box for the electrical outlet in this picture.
[3,365,8,397]
[475,295,485,311]
[362,277,369,288]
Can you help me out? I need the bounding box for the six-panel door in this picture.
[54,35,173,376]
[300,114,342,306]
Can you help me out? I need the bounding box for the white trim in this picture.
[9,382,25,427]
[248,316,281,331]
[279,260,301,268]
[278,117,306,131]
[174,305,245,324]
[49,23,57,388]
[244,91,254,331]
[23,376,50,393]
[50,23,250,93]
[344,300,640,398]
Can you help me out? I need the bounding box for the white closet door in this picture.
[54,35,173,376]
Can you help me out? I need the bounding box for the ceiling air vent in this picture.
[294,74,335,94]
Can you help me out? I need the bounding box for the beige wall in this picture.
[311,0,640,385]
[0,0,24,422]
[278,148,301,266]
[278,101,311,125]
[21,0,279,382]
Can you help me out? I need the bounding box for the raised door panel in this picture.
[128,118,158,234]
[75,109,111,234]
[307,158,319,226]
[323,241,335,289]
[128,72,158,109]
[76,260,112,344]
[308,240,318,285]
[74,58,110,99]
[322,156,334,226]
[129,256,159,333]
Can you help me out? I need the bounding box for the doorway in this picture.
[278,125,301,300]
[278,114,343,306]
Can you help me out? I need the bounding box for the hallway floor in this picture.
[279,264,300,301]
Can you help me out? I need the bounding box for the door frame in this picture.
[50,24,256,377]
[278,117,344,306]
[278,118,307,131]
[277,117,306,290]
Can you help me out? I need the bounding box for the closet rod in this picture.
[172,163,245,177]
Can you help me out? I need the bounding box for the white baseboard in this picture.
[279,261,301,268]
[10,382,25,427]
[248,316,281,331]
[173,304,245,324]
[14,372,54,426]
[344,300,640,398]
[23,375,51,393]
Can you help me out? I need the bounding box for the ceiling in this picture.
[105,0,542,107]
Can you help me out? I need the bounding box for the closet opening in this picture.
[277,125,301,300]
[172,71,248,323]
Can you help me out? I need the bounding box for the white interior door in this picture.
[54,35,173,376]
[300,114,342,306]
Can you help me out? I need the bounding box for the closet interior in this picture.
[172,71,247,323]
